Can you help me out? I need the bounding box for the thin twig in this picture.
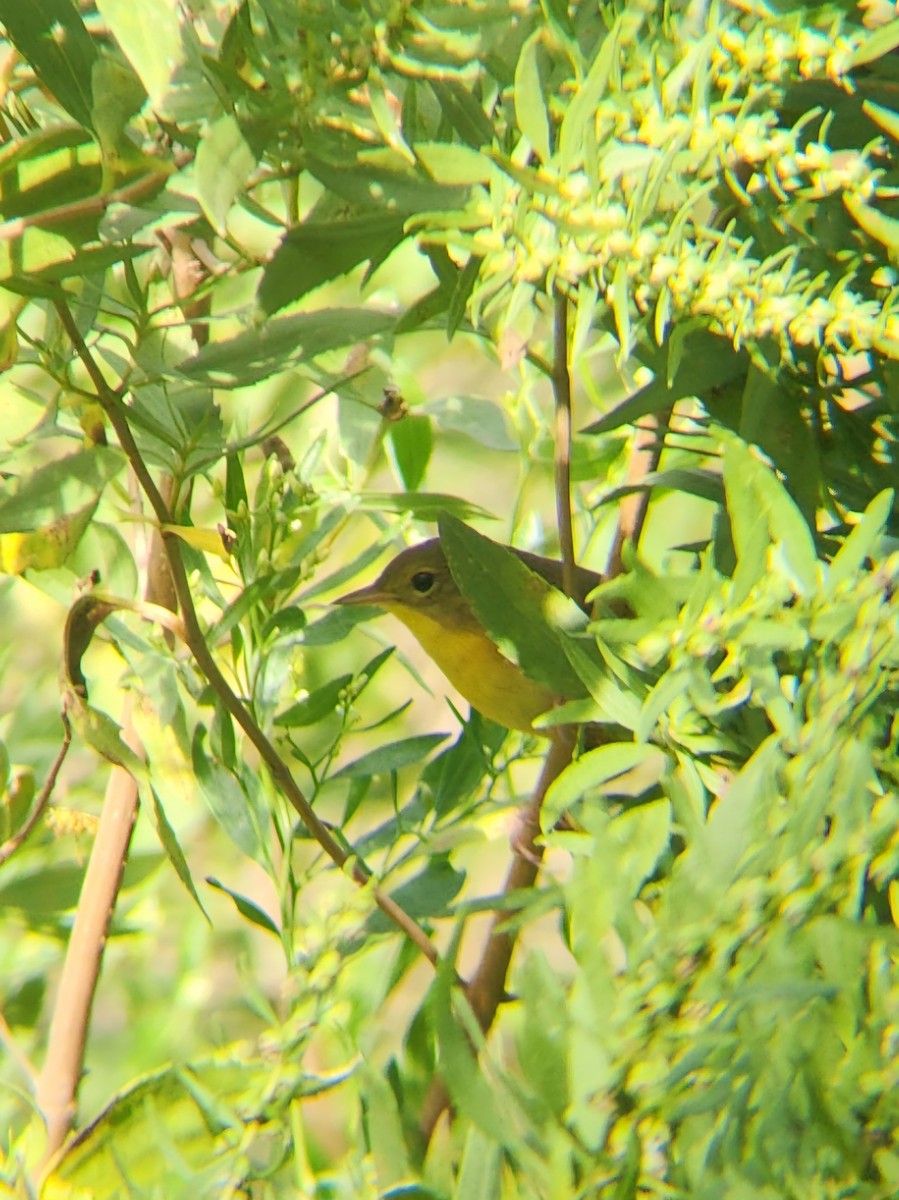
[51,299,439,968]
[606,407,673,578]
[0,1007,38,1092]
[0,713,71,867]
[552,287,576,598]
[192,365,370,474]
[418,728,576,1144]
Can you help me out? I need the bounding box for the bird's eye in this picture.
[411,570,436,594]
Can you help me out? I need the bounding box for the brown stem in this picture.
[36,464,186,1163]
[606,407,673,579]
[0,714,71,867]
[418,728,576,1144]
[51,300,439,967]
[163,229,213,349]
[37,706,141,1163]
[552,287,576,599]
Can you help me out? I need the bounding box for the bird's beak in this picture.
[333,582,387,608]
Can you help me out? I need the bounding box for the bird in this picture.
[335,538,601,733]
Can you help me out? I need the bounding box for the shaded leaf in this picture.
[438,515,589,701]
[195,114,256,235]
[149,786,209,920]
[386,414,433,491]
[367,856,465,933]
[259,212,408,314]
[173,309,395,388]
[206,876,279,936]
[333,734,450,780]
[0,446,122,535]
[0,0,97,129]
[275,675,353,728]
[191,728,269,866]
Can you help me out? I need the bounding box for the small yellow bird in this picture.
[335,538,601,733]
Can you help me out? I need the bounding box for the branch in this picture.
[552,287,576,599]
[51,300,440,968]
[0,713,71,867]
[418,727,576,1144]
[606,408,673,578]
[37,484,186,1162]
[37,703,141,1163]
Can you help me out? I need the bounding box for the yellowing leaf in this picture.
[0,500,98,574]
[161,523,234,560]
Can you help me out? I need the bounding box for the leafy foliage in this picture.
[0,0,897,1197]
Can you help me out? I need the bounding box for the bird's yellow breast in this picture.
[384,602,557,733]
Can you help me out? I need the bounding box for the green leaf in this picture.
[96,0,183,108]
[610,257,631,359]
[0,498,98,573]
[739,363,820,528]
[453,1127,504,1200]
[69,702,148,780]
[3,976,47,1030]
[0,853,162,915]
[27,240,149,281]
[195,114,256,235]
[850,17,899,68]
[556,636,642,731]
[428,973,515,1146]
[0,763,33,845]
[206,876,279,936]
[583,330,749,435]
[208,575,275,642]
[558,19,619,171]
[824,488,894,597]
[674,738,783,906]
[53,1055,340,1192]
[600,467,723,509]
[367,856,465,933]
[438,515,589,701]
[333,734,450,780]
[845,190,899,255]
[259,211,408,314]
[415,143,492,185]
[191,728,269,866]
[357,492,494,522]
[127,382,224,475]
[863,98,899,143]
[0,0,98,129]
[275,675,353,728]
[386,414,433,491]
[516,952,569,1118]
[224,452,248,515]
[307,156,469,213]
[360,1064,411,1186]
[543,743,665,830]
[723,436,818,595]
[430,80,494,148]
[149,786,209,920]
[0,446,123,535]
[446,252,481,338]
[173,308,395,388]
[514,32,551,163]
[420,720,502,818]
[90,50,147,169]
[427,395,515,451]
